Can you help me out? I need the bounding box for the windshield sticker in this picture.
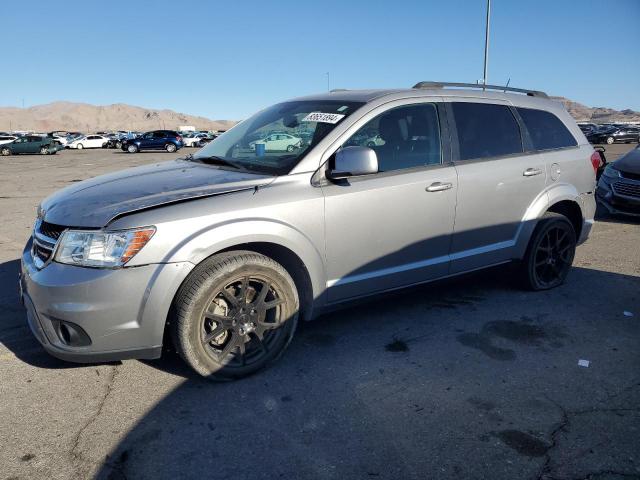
[337,105,349,112]
[302,112,346,124]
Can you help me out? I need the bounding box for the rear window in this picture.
[451,102,522,160]
[516,108,577,151]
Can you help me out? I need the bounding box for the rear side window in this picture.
[451,102,522,160]
[516,107,577,151]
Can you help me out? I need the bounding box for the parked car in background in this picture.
[587,126,640,144]
[121,130,184,153]
[67,135,109,149]
[249,132,302,152]
[20,82,597,379]
[597,146,640,216]
[183,133,211,147]
[1,135,62,155]
[0,135,18,145]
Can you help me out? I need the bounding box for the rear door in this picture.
[447,100,546,273]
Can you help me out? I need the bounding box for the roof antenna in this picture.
[503,78,511,92]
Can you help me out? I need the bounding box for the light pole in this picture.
[483,0,491,88]
[326,72,330,92]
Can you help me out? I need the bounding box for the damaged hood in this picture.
[613,146,640,176]
[40,159,275,228]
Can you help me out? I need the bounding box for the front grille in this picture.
[613,181,640,198]
[620,170,640,182]
[39,221,65,240]
[32,220,66,267]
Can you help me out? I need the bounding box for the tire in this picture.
[520,212,576,291]
[1,147,11,156]
[171,251,299,380]
[77,143,84,150]
[606,136,614,145]
[366,141,376,148]
[40,146,49,155]
[165,143,177,153]
[127,144,138,153]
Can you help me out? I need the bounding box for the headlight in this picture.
[54,227,155,268]
[603,165,621,179]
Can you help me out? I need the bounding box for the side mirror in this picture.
[328,146,378,180]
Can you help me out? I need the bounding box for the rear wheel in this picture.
[171,251,299,380]
[520,212,576,290]
[165,143,177,153]
[1,147,11,156]
[116,141,122,149]
[606,136,614,145]
[127,144,138,153]
[77,143,84,150]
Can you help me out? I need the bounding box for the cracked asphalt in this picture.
[1,145,639,480]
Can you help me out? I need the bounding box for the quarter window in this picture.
[516,107,577,151]
[342,103,442,172]
[451,102,522,160]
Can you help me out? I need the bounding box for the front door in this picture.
[322,102,457,302]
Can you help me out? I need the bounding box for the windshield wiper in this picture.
[188,155,247,171]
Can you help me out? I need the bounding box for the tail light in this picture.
[590,151,602,174]
[177,135,182,141]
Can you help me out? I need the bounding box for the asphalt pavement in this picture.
[0,144,638,480]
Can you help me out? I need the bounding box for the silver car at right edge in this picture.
[20,82,598,379]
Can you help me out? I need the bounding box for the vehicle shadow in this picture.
[93,264,639,480]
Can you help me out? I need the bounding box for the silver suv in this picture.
[20,82,599,379]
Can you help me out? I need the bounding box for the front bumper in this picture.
[19,239,193,363]
[596,176,640,217]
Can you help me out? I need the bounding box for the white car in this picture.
[67,135,109,149]
[183,133,210,147]
[0,135,17,145]
[249,133,302,152]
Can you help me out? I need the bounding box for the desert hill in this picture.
[0,101,237,132]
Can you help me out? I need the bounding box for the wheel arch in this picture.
[516,184,585,258]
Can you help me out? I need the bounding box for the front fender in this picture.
[162,218,327,303]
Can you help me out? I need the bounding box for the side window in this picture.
[143,132,153,139]
[342,103,442,172]
[516,107,577,151]
[451,102,522,160]
[155,131,167,139]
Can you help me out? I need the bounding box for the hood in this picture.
[40,159,275,228]
[613,147,640,176]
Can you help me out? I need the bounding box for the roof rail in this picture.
[329,88,349,93]
[412,81,548,98]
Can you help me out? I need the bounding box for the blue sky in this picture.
[2,0,639,119]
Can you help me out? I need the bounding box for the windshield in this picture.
[191,100,364,175]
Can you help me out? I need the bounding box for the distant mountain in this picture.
[0,101,237,132]
[0,98,637,133]
[552,97,640,123]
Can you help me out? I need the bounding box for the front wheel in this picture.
[77,143,84,150]
[171,251,299,380]
[127,144,138,153]
[286,144,295,152]
[115,141,122,149]
[40,146,49,155]
[520,212,576,291]
[165,143,177,153]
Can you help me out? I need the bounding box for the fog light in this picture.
[52,320,91,347]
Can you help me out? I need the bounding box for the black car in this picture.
[121,130,184,153]
[587,126,640,145]
[597,146,640,216]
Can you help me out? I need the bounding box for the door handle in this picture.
[523,168,543,177]
[426,182,453,192]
